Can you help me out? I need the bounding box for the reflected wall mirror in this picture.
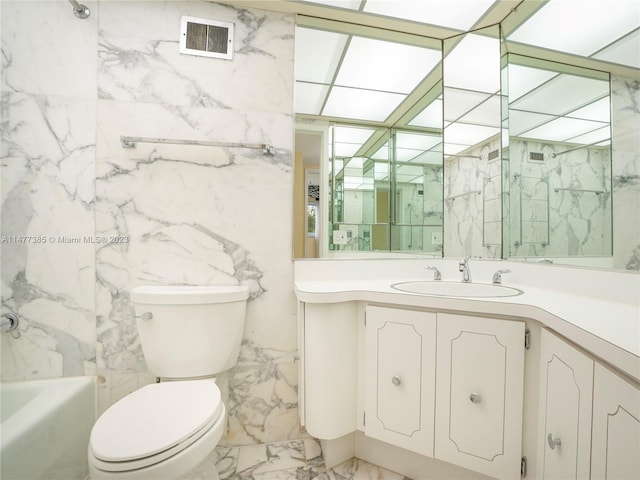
[277,0,640,270]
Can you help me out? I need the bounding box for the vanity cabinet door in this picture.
[364,305,436,456]
[537,329,593,480]
[591,363,640,480]
[435,313,525,480]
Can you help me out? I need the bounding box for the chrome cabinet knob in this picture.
[547,433,561,449]
[392,376,401,386]
[469,392,482,404]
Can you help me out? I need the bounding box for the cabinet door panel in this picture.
[365,306,436,456]
[591,363,640,480]
[435,313,525,480]
[537,329,593,480]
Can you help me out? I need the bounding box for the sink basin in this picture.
[391,281,523,298]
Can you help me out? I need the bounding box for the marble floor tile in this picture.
[212,439,411,480]
[235,440,306,476]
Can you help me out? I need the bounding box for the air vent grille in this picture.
[529,152,545,162]
[180,16,234,60]
[488,149,500,161]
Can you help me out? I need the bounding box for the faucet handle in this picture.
[492,269,511,284]
[426,266,441,280]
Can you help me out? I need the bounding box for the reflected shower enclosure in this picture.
[504,55,613,259]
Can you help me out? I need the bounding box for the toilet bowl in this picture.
[88,285,248,480]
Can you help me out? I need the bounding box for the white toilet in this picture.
[88,285,248,480]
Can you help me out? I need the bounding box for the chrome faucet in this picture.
[458,258,471,283]
[492,269,511,284]
[426,265,441,280]
[535,258,553,264]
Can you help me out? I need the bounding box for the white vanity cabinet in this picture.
[537,329,594,480]
[434,313,525,480]
[363,305,436,456]
[591,363,640,480]
[362,307,526,479]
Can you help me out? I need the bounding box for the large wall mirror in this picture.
[504,55,612,261]
[285,0,639,271]
[293,14,444,258]
[442,25,502,259]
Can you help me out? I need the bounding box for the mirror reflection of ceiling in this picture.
[294,26,442,123]
[508,62,611,145]
[506,0,639,69]
[293,0,638,126]
[334,126,442,191]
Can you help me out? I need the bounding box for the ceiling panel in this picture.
[520,117,608,143]
[507,64,558,102]
[592,28,640,69]
[507,0,640,67]
[295,82,330,114]
[511,74,609,116]
[457,95,501,127]
[336,36,441,93]
[444,33,501,93]
[408,97,442,128]
[508,110,557,137]
[444,122,500,146]
[323,86,406,121]
[443,88,492,122]
[294,27,348,83]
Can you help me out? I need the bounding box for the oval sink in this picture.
[391,281,523,298]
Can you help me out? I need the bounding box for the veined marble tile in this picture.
[209,446,241,480]
[1,93,96,381]
[508,139,612,258]
[444,138,502,259]
[235,441,306,476]
[611,75,640,270]
[310,458,411,480]
[98,1,293,114]
[94,99,293,374]
[1,1,98,98]
[223,361,302,446]
[212,439,413,480]
[96,371,156,415]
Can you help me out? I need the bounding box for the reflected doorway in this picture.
[294,130,323,258]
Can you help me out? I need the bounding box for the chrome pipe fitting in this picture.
[68,0,90,19]
[1,312,20,334]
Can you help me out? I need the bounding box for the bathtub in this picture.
[1,376,95,480]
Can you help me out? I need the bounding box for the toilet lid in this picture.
[90,380,222,463]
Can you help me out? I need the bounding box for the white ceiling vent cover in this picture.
[180,16,234,60]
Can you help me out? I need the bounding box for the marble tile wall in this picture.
[508,139,612,258]
[1,0,99,381]
[1,0,300,446]
[611,76,640,270]
[444,137,502,259]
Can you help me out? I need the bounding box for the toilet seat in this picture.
[89,379,223,473]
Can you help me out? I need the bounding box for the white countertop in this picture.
[295,259,640,383]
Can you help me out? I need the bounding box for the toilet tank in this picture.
[130,285,248,379]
